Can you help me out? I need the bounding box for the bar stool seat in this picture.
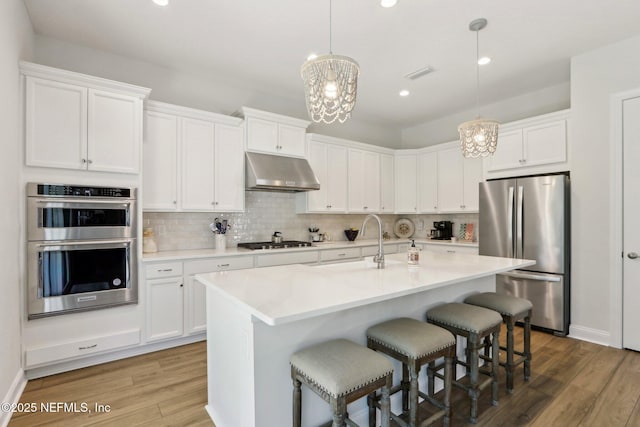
[464,292,533,393]
[291,338,393,427]
[426,303,502,424]
[367,318,456,427]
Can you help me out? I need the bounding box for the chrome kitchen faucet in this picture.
[361,214,385,269]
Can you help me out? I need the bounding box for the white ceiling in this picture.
[22,0,640,128]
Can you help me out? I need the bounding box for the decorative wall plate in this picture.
[394,218,415,238]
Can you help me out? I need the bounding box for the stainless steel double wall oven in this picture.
[27,183,137,319]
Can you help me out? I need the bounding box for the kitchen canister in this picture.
[215,234,226,251]
[142,227,158,253]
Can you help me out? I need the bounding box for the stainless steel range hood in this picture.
[245,152,320,192]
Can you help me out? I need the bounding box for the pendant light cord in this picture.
[475,29,480,117]
[329,0,333,54]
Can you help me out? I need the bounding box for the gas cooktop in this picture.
[237,240,312,250]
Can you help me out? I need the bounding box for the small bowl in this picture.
[344,229,359,241]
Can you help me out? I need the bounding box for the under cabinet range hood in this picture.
[245,152,320,192]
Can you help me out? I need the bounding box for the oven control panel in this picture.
[29,183,132,198]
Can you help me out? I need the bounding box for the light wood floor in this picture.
[8,328,640,426]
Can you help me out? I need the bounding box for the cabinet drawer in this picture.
[256,251,318,267]
[362,244,399,256]
[319,247,361,262]
[184,256,254,274]
[25,329,140,368]
[145,262,183,279]
[425,244,478,255]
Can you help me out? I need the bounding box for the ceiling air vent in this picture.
[404,66,435,80]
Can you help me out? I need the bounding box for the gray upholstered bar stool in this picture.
[366,317,456,427]
[290,338,393,427]
[464,292,533,393]
[426,302,502,424]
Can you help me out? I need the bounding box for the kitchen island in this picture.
[195,251,534,427]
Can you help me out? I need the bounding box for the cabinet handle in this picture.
[88,159,93,164]
[218,263,230,268]
[363,206,368,210]
[446,250,456,253]
[173,201,177,204]
[81,158,87,164]
[157,268,173,272]
[78,344,97,351]
[434,206,437,210]
[337,253,346,257]
[180,283,184,287]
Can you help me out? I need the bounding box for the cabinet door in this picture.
[246,117,278,153]
[181,118,215,211]
[462,156,483,211]
[25,76,87,170]
[362,151,380,212]
[143,111,179,210]
[214,124,245,211]
[326,144,348,212]
[306,141,328,211]
[380,154,395,213]
[523,120,567,167]
[185,275,207,335]
[394,155,417,213]
[436,147,464,212]
[485,129,523,171]
[146,277,184,342]
[417,152,438,213]
[348,149,365,212]
[278,124,306,157]
[88,89,141,173]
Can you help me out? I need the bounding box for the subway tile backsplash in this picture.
[143,192,479,251]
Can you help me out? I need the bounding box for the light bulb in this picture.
[474,132,486,143]
[324,69,338,99]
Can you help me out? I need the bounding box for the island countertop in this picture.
[195,252,535,326]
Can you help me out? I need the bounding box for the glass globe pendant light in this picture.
[458,18,499,158]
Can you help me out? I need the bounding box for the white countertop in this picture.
[195,252,534,326]
[142,238,478,262]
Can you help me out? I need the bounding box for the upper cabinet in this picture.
[436,145,483,212]
[302,136,348,213]
[348,149,380,213]
[379,154,395,213]
[143,101,244,212]
[417,151,438,213]
[394,152,418,214]
[485,110,570,178]
[238,107,310,157]
[21,62,150,174]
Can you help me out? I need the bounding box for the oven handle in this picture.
[31,239,133,251]
[34,199,132,208]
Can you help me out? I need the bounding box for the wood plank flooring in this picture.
[8,328,640,426]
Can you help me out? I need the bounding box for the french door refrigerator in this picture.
[479,173,570,335]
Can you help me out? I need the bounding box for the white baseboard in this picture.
[0,369,27,427]
[569,324,611,347]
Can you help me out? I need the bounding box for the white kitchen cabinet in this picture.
[143,101,244,212]
[22,62,149,174]
[143,111,179,210]
[348,149,380,213]
[240,107,310,157]
[319,247,362,262]
[380,154,395,213]
[304,139,348,212]
[255,250,319,267]
[437,146,483,212]
[425,244,479,255]
[184,275,207,335]
[417,151,438,213]
[146,276,184,342]
[394,153,418,213]
[485,111,569,175]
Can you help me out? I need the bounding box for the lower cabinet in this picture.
[424,244,479,255]
[146,275,184,342]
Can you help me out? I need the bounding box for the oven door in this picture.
[27,239,137,319]
[27,197,135,241]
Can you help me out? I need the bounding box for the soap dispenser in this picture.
[408,239,419,265]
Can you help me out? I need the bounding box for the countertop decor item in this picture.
[458,18,499,158]
[300,0,360,124]
[142,227,158,253]
[344,228,359,241]
[394,218,415,238]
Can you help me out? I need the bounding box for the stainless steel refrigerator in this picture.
[479,173,570,335]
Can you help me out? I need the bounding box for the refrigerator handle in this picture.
[516,185,524,259]
[501,271,562,282]
[508,186,514,258]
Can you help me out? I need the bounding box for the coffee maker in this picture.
[431,221,454,240]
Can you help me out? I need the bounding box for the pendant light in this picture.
[458,18,499,158]
[301,0,360,124]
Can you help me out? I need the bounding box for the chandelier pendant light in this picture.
[458,18,499,158]
[301,0,360,124]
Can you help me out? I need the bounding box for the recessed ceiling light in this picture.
[153,0,169,6]
[478,56,491,65]
[399,90,410,97]
[381,0,398,8]
[306,53,318,61]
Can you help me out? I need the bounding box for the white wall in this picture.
[33,36,401,149]
[569,34,640,344]
[401,82,570,148]
[0,0,33,421]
